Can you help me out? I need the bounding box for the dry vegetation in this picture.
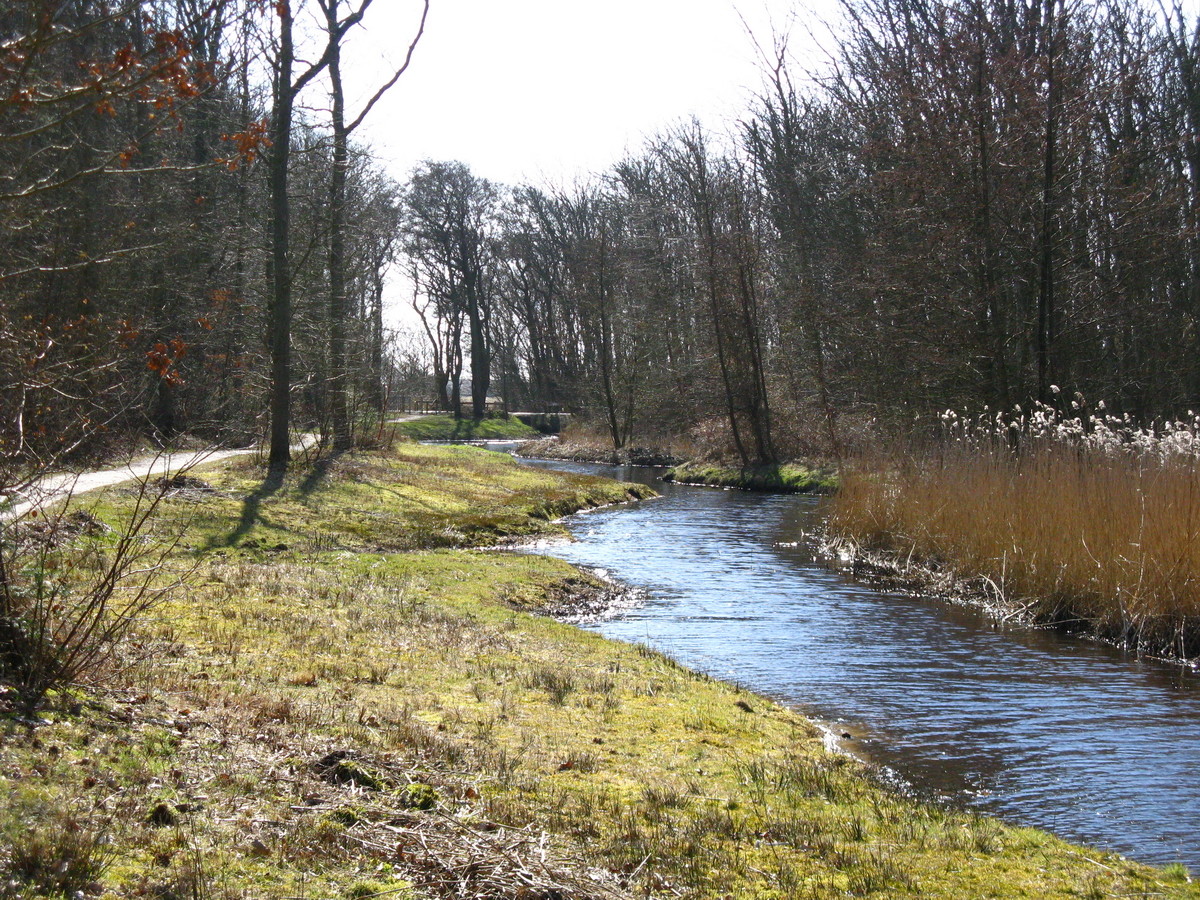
[1,441,1196,898]
[829,403,1200,660]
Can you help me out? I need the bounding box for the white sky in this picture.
[294,0,838,332]
[333,0,836,188]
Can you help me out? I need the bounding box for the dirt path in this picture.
[4,435,317,521]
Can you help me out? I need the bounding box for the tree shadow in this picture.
[297,449,344,497]
[202,449,343,551]
[208,465,287,550]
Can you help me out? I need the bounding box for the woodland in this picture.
[6,0,1200,473]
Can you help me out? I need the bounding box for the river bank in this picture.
[392,413,540,442]
[828,431,1200,664]
[663,459,839,493]
[516,436,686,467]
[522,454,1200,869]
[2,442,1195,898]
[817,531,1195,665]
[514,436,839,494]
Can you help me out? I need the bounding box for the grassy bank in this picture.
[516,437,685,467]
[392,414,539,442]
[664,460,839,493]
[1,443,1195,898]
[828,408,1200,660]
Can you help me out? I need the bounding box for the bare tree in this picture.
[659,124,776,465]
[318,0,428,450]
[265,0,370,471]
[402,161,499,421]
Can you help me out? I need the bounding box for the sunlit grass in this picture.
[665,460,838,493]
[86,441,653,554]
[392,414,539,441]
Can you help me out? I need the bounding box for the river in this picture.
[516,455,1200,870]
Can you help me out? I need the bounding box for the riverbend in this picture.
[519,455,1200,870]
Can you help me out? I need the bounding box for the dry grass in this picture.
[830,436,1200,659]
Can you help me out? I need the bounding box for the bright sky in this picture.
[336,0,836,188]
[292,0,835,334]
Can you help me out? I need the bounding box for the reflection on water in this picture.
[519,456,1200,868]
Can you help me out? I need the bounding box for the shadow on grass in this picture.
[215,451,345,548]
[205,465,289,550]
[298,450,343,497]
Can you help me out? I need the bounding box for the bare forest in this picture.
[6,2,1200,895]
[404,0,1200,466]
[4,0,1200,472]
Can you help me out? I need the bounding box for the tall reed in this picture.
[828,401,1200,659]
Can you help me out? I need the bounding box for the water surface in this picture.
[519,456,1200,869]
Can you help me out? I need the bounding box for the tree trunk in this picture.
[370,271,386,419]
[267,3,296,472]
[468,302,489,420]
[1036,0,1059,403]
[325,0,351,450]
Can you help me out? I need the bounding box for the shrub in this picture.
[1,471,185,715]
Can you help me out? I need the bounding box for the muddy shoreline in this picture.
[533,565,649,623]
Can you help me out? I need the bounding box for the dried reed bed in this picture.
[829,404,1200,660]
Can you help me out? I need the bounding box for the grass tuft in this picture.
[2,795,115,899]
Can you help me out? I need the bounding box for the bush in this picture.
[1,471,185,715]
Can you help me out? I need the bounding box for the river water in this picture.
[517,456,1200,869]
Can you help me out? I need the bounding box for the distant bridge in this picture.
[510,411,570,434]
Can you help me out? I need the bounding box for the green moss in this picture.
[392,414,538,441]
[664,460,839,493]
[344,882,382,899]
[324,805,367,827]
[344,879,411,899]
[398,782,439,811]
